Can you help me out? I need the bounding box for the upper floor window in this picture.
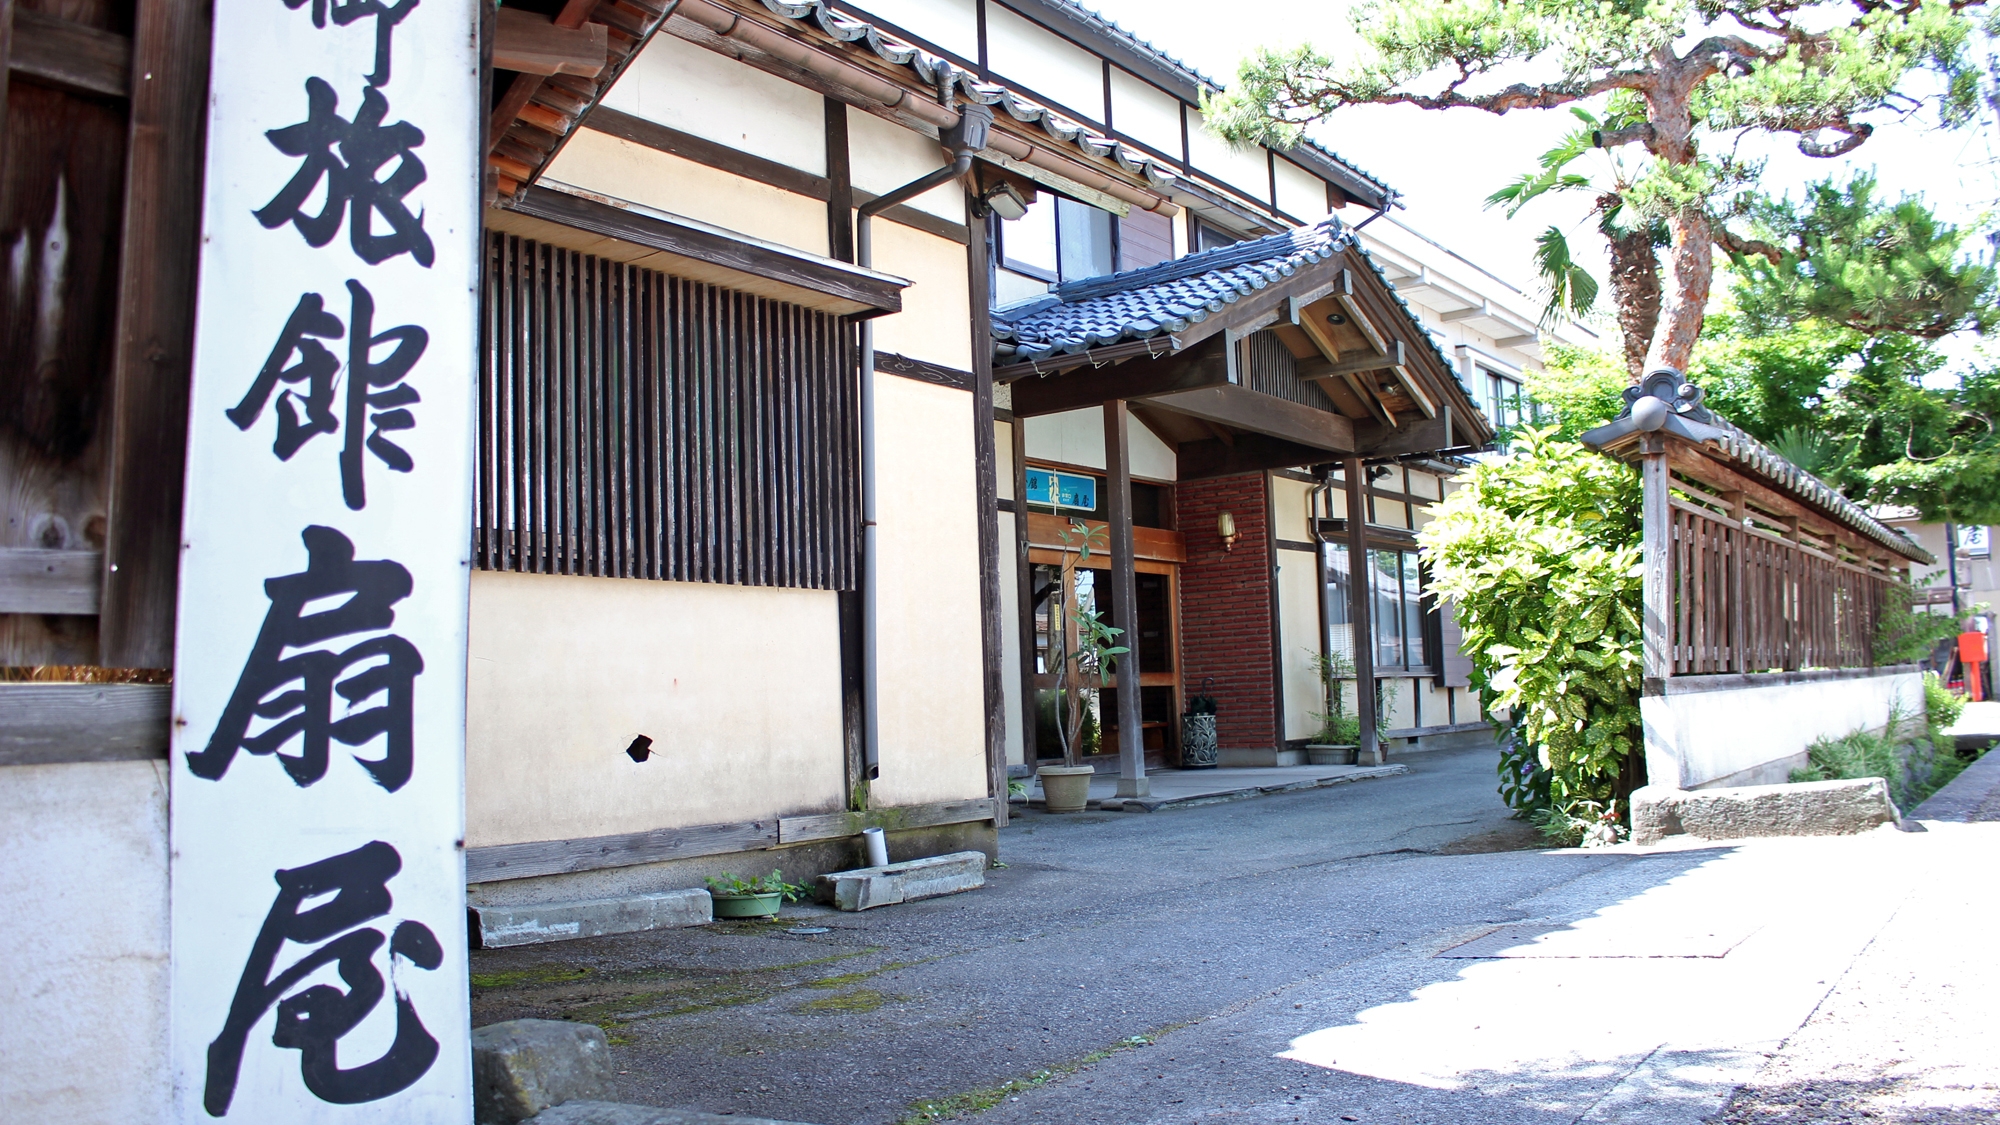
[1196,222,1241,253]
[999,196,1114,282]
[1481,368,1532,429]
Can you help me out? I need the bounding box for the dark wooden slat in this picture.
[10,10,130,101]
[0,548,101,614]
[777,798,997,845]
[875,351,973,390]
[0,682,169,765]
[466,818,780,882]
[1176,434,1338,480]
[969,213,1007,827]
[1146,383,1356,454]
[1006,336,1228,417]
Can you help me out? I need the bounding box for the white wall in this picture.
[545,130,831,257]
[465,572,846,846]
[1022,407,1177,481]
[983,3,1104,121]
[869,221,973,369]
[1642,671,1925,790]
[847,107,965,223]
[998,419,1025,767]
[601,32,826,175]
[846,0,978,60]
[1109,68,1184,160]
[1274,157,1327,222]
[1276,545,1324,740]
[871,374,991,806]
[0,760,170,1124]
[1184,106,1273,206]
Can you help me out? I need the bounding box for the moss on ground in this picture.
[468,965,595,990]
[894,1025,1188,1124]
[796,988,893,1013]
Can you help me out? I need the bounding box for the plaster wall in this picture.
[868,221,974,371]
[870,373,991,807]
[1108,67,1184,160]
[998,419,1025,767]
[600,32,826,175]
[983,3,1104,121]
[1270,475,1314,542]
[1641,670,1925,790]
[544,131,830,257]
[1185,107,1274,207]
[1274,157,1328,222]
[1022,407,1177,481]
[0,760,169,1124]
[845,0,978,60]
[847,108,966,222]
[464,571,845,847]
[1276,544,1324,740]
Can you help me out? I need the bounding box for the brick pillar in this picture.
[1177,473,1276,751]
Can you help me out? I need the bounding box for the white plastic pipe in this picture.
[862,826,890,868]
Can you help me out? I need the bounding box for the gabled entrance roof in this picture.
[993,217,1497,476]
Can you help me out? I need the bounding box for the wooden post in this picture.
[1103,400,1148,797]
[968,206,1007,827]
[1725,490,1747,674]
[1640,434,1671,693]
[1343,457,1380,764]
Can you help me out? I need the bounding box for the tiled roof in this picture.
[764,0,1393,208]
[1706,416,1933,563]
[991,217,1472,414]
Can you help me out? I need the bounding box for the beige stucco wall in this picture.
[0,760,170,1124]
[1022,407,1177,481]
[1271,475,1314,542]
[1276,544,1325,740]
[847,108,966,223]
[465,571,845,847]
[602,32,826,175]
[870,373,991,807]
[997,418,1025,766]
[545,130,831,258]
[869,221,972,371]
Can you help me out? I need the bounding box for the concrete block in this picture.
[473,1019,615,1124]
[528,1102,818,1125]
[476,889,711,948]
[1632,779,1899,846]
[816,850,987,912]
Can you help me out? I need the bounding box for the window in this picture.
[1324,542,1430,674]
[997,196,1117,283]
[1481,367,1527,429]
[1196,221,1241,252]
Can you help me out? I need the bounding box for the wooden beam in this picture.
[1353,414,1462,458]
[1306,340,1406,378]
[100,0,210,667]
[10,10,129,100]
[968,207,1009,828]
[1005,336,1227,417]
[1177,434,1334,480]
[1148,383,1355,453]
[494,7,609,76]
[1386,365,1438,419]
[0,549,101,615]
[466,819,781,883]
[778,798,998,845]
[0,683,169,765]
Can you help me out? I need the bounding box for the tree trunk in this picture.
[1604,217,1663,384]
[1648,206,1712,373]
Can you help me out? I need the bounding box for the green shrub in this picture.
[1419,428,1645,813]
[1873,578,1963,665]
[1792,691,1983,809]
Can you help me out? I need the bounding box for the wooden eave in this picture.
[998,246,1491,466]
[491,183,909,317]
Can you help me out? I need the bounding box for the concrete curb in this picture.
[475,888,712,948]
[816,850,987,911]
[1911,747,2000,822]
[1632,778,1899,846]
[527,1102,818,1125]
[1097,764,1410,812]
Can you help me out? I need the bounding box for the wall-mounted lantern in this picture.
[1217,510,1238,552]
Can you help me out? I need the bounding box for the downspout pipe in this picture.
[855,104,993,781]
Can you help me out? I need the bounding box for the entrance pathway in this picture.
[1021,763,1407,812]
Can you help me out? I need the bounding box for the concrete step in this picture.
[815,850,987,912]
[475,888,711,948]
[529,1103,817,1125]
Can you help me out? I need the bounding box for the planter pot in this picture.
[710,891,783,918]
[1037,765,1095,813]
[1180,713,1219,769]
[1306,743,1358,766]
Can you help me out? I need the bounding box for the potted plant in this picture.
[1305,651,1398,765]
[704,870,807,918]
[1038,522,1128,813]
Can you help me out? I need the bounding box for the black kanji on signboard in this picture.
[257,77,435,267]
[282,0,420,87]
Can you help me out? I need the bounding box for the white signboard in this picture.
[171,0,479,1120]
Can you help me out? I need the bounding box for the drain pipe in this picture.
[855,104,993,781]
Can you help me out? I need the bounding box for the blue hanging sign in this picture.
[1026,468,1097,511]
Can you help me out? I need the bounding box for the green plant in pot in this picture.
[1305,650,1359,765]
[704,870,808,918]
[1038,522,1128,813]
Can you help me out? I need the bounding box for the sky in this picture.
[1087,0,2000,331]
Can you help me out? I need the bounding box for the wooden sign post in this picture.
[169,1,480,1120]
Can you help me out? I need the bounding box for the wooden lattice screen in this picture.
[478,233,861,590]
